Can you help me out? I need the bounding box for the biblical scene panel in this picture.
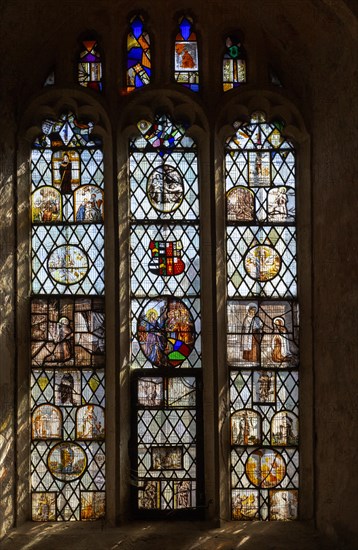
[132,297,201,369]
[227,300,299,368]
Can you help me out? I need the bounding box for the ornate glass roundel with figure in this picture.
[47,442,87,482]
[48,245,89,285]
[137,297,195,367]
[245,448,286,488]
[146,164,184,213]
[244,245,281,282]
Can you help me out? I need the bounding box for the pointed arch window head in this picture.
[78,39,103,92]
[223,34,246,92]
[174,16,199,92]
[126,15,151,94]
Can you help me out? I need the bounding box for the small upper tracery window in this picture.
[126,15,151,93]
[223,34,246,92]
[78,39,103,92]
[44,69,55,87]
[174,16,199,92]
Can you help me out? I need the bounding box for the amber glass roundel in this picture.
[137,297,195,367]
[48,245,89,285]
[244,245,281,281]
[47,442,87,482]
[245,448,286,488]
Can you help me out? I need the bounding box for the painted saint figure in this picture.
[271,317,292,363]
[144,309,166,365]
[257,371,273,402]
[59,153,72,194]
[241,304,263,362]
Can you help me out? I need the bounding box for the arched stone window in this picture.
[12,9,312,532]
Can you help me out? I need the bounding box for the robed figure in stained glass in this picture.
[59,153,72,194]
[241,304,262,362]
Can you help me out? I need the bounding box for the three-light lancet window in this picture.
[29,18,301,524]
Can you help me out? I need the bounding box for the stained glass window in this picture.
[226,112,299,521]
[223,35,246,92]
[174,17,199,92]
[78,40,103,92]
[130,114,203,514]
[30,112,106,521]
[126,15,151,93]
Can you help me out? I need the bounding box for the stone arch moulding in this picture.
[16,89,117,525]
[214,89,314,522]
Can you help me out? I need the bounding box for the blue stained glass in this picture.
[83,53,97,62]
[131,17,143,39]
[129,48,143,61]
[135,76,144,87]
[190,84,199,92]
[180,18,191,40]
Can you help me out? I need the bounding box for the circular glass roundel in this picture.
[137,297,195,367]
[146,165,184,213]
[244,245,281,282]
[245,448,286,488]
[47,442,87,482]
[48,245,88,285]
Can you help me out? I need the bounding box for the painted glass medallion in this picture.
[32,187,62,223]
[231,410,261,445]
[81,492,105,520]
[227,187,254,221]
[174,481,192,509]
[137,298,195,367]
[151,446,183,470]
[76,405,105,440]
[267,186,295,222]
[244,245,281,282]
[32,493,57,521]
[232,490,259,520]
[147,165,184,213]
[245,448,286,488]
[269,490,298,520]
[48,245,88,285]
[139,481,160,509]
[48,442,87,481]
[74,186,104,222]
[271,412,299,446]
[32,405,62,440]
